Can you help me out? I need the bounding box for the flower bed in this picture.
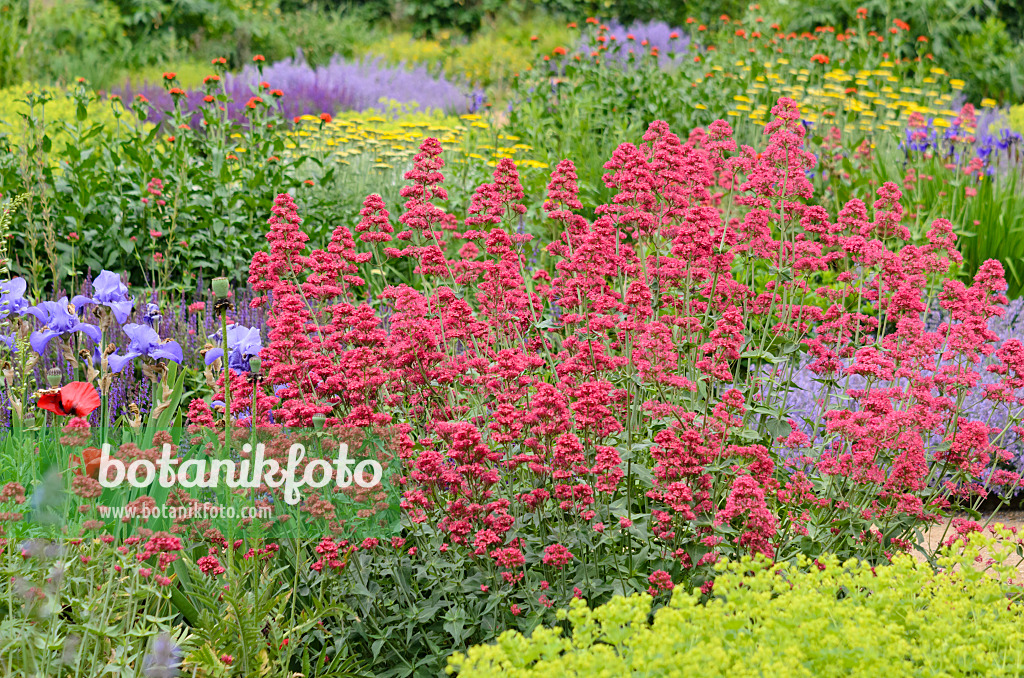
[4,7,1024,677]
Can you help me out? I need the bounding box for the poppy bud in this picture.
[211,277,230,299]
[312,413,326,430]
[249,356,262,373]
[46,367,62,388]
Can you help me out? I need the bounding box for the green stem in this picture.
[221,307,231,448]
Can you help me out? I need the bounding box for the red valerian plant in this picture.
[200,95,1024,672]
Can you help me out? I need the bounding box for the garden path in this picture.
[917,511,1024,577]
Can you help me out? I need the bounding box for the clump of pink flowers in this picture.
[216,94,1024,618]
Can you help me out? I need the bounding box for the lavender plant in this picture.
[113,53,479,129]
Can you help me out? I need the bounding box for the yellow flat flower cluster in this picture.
[282,104,547,173]
[715,58,994,139]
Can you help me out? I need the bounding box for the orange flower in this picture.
[70,447,102,479]
[320,112,332,123]
[553,46,567,55]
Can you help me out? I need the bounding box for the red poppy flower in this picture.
[37,382,101,417]
[70,447,102,479]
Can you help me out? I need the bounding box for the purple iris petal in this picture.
[143,303,163,327]
[72,270,134,324]
[108,351,142,374]
[205,324,262,372]
[108,323,184,373]
[24,298,102,354]
[29,329,59,355]
[0,277,29,320]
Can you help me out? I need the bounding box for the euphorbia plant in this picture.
[204,95,1024,673]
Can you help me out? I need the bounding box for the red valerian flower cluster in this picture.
[200,94,1023,610]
